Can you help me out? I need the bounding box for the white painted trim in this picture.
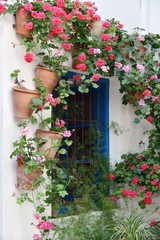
[140,0,149,32]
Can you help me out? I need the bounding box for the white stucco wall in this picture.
[0,0,160,239]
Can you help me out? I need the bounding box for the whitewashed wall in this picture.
[0,0,160,239]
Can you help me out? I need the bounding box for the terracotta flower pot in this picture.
[12,86,40,119]
[92,21,103,36]
[129,91,144,104]
[17,158,43,190]
[36,129,63,158]
[15,8,32,38]
[35,66,60,94]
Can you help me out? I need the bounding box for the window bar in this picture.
[89,89,92,161]
[81,91,84,163]
[73,80,77,162]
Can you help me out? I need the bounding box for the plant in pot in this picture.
[11,69,40,119]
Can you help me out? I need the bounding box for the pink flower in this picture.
[152,96,159,102]
[129,191,137,198]
[51,26,63,35]
[143,89,151,97]
[151,179,158,186]
[140,163,149,171]
[147,116,154,123]
[122,65,131,72]
[62,43,71,51]
[101,33,111,41]
[118,23,123,29]
[76,64,87,71]
[139,154,145,159]
[150,75,157,80]
[20,8,26,16]
[55,120,65,128]
[137,35,145,41]
[96,58,105,67]
[63,105,68,110]
[51,17,62,25]
[36,220,54,230]
[145,192,152,197]
[89,48,101,55]
[139,99,145,106]
[109,54,115,60]
[122,189,129,196]
[158,182,160,188]
[21,127,30,136]
[25,22,33,30]
[143,197,152,205]
[153,164,159,171]
[24,52,34,63]
[102,21,110,28]
[33,234,41,240]
[139,186,146,191]
[150,221,157,227]
[132,177,139,184]
[56,0,65,8]
[78,53,86,62]
[109,173,115,180]
[113,36,119,41]
[24,3,33,11]
[34,213,40,220]
[101,66,109,72]
[0,3,5,13]
[150,172,154,175]
[137,64,145,73]
[56,50,63,56]
[73,74,81,81]
[63,130,72,138]
[42,3,51,11]
[115,62,122,69]
[105,45,112,52]
[92,74,100,82]
[61,34,68,40]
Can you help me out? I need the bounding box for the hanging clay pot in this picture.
[35,65,60,94]
[17,158,43,190]
[129,91,144,104]
[92,21,103,36]
[15,8,32,38]
[36,129,63,158]
[12,86,40,119]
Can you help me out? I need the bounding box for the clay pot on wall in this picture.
[36,129,63,158]
[15,8,32,38]
[35,66,60,94]
[17,158,43,190]
[129,91,144,104]
[12,86,40,119]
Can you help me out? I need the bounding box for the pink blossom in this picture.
[62,43,71,51]
[25,22,33,30]
[137,64,145,73]
[109,173,115,180]
[51,17,62,25]
[78,53,86,62]
[118,23,123,29]
[122,189,129,196]
[0,3,5,13]
[122,65,131,72]
[145,192,152,197]
[139,99,145,106]
[24,3,33,11]
[24,52,34,63]
[51,26,63,35]
[20,8,26,16]
[76,64,87,71]
[42,3,51,11]
[150,221,157,227]
[34,213,40,220]
[61,34,68,40]
[33,234,41,240]
[109,54,115,60]
[21,127,30,136]
[89,48,101,55]
[143,89,151,97]
[102,21,110,28]
[36,220,54,230]
[56,50,63,56]
[96,58,105,67]
[150,75,158,80]
[153,164,159,171]
[113,36,119,41]
[137,35,145,41]
[101,33,111,41]
[132,177,139,184]
[147,116,154,123]
[139,186,146,191]
[140,163,149,171]
[55,120,65,128]
[63,130,72,138]
[129,191,137,198]
[151,179,158,186]
[158,182,160,188]
[115,62,122,69]
[101,66,110,72]
[92,74,100,82]
[105,45,112,52]
[56,0,65,8]
[152,96,159,102]
[144,197,152,205]
[63,105,68,110]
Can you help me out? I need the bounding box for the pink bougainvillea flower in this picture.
[76,63,87,71]
[25,22,33,30]
[63,130,72,138]
[78,53,86,62]
[109,173,115,180]
[137,64,145,73]
[91,74,100,82]
[62,43,71,51]
[101,33,111,41]
[0,3,5,13]
[122,189,129,196]
[143,197,152,205]
[150,75,158,80]
[21,127,30,136]
[151,179,158,186]
[33,233,41,240]
[24,2,33,11]
[24,52,34,63]
[122,65,131,72]
[140,163,149,171]
[143,89,151,97]
[131,176,139,184]
[147,116,154,123]
[129,191,137,198]
[102,21,110,28]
